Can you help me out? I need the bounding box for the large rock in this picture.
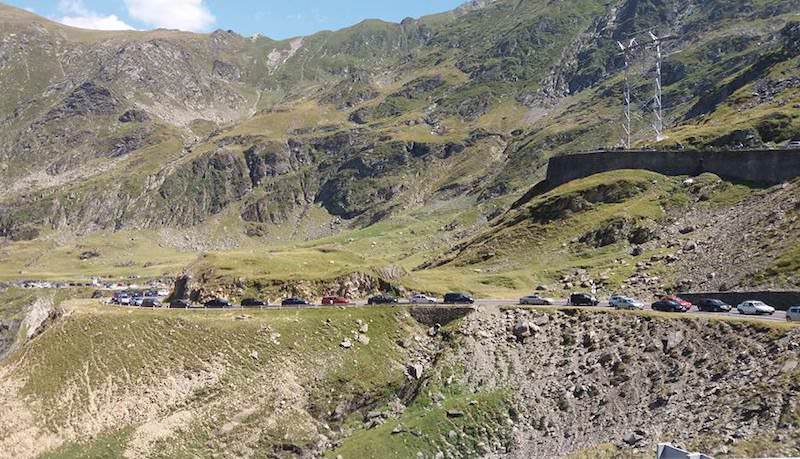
[393,75,445,99]
[243,141,295,186]
[408,363,425,380]
[44,81,120,121]
[212,60,241,81]
[512,320,533,341]
[118,109,150,123]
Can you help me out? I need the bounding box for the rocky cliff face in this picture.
[443,306,800,458]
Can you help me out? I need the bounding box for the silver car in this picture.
[409,294,437,304]
[614,297,645,310]
[519,294,554,305]
[787,306,800,322]
[737,300,775,316]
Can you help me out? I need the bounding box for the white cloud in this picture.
[56,0,135,31]
[124,0,215,32]
[59,14,135,30]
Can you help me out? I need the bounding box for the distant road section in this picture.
[112,297,792,323]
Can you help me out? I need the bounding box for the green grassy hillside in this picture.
[2,300,799,458]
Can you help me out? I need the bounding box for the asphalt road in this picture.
[122,298,791,323]
[470,299,789,322]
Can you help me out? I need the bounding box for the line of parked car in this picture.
[138,292,479,309]
[517,291,782,317]
[110,290,162,307]
[112,288,795,320]
[647,296,776,316]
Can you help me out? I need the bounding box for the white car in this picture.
[614,297,644,310]
[737,300,775,316]
[786,140,800,150]
[409,294,437,304]
[787,306,800,322]
[519,295,554,305]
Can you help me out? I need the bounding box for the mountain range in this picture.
[0,0,799,296]
[3,1,800,458]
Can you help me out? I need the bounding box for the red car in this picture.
[661,295,693,311]
[322,296,350,305]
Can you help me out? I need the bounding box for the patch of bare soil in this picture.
[0,369,61,457]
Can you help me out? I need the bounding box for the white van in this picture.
[787,306,800,322]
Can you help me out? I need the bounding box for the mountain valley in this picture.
[2,0,800,456]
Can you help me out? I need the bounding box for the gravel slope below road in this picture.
[446,306,800,458]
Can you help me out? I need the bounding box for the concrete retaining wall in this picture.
[678,291,800,310]
[409,306,474,326]
[545,149,800,189]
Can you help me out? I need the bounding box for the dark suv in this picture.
[241,298,267,308]
[141,298,161,308]
[170,299,191,309]
[443,292,475,304]
[205,298,231,309]
[368,294,399,305]
[282,297,310,306]
[569,293,598,306]
[696,298,732,312]
[652,299,687,312]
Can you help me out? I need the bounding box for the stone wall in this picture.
[409,306,475,326]
[544,149,800,189]
[678,291,800,310]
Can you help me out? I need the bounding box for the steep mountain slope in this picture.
[2,0,799,240]
[0,0,799,296]
[424,170,800,297]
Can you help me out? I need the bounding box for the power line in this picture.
[617,31,677,147]
[617,38,636,150]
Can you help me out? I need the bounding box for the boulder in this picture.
[408,363,425,380]
[512,320,533,341]
[118,109,149,123]
[622,430,644,446]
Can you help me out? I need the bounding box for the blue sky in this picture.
[6,0,466,38]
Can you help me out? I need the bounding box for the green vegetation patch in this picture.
[9,303,425,449]
[39,428,133,459]
[328,386,512,459]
